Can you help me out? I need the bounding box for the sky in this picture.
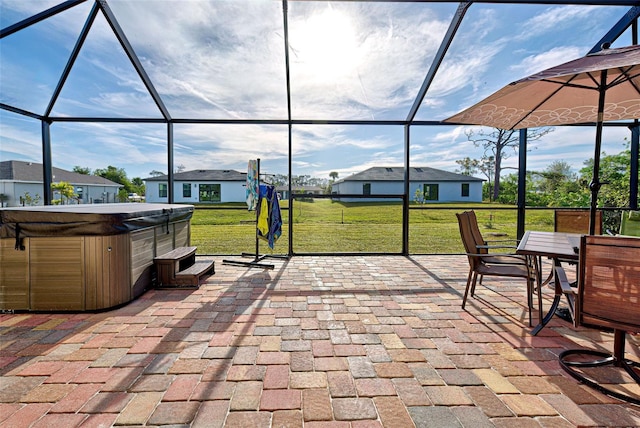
[0,0,637,182]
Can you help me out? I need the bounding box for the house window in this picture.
[183,183,192,198]
[199,184,221,202]
[423,184,438,201]
[363,183,371,195]
[159,183,168,198]
[461,183,470,197]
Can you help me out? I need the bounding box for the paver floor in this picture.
[1,255,639,427]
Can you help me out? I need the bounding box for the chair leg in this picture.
[536,277,543,326]
[528,277,538,327]
[469,272,478,298]
[462,270,473,309]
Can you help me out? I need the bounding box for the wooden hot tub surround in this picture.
[0,203,201,312]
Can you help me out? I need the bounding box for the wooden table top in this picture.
[516,231,582,260]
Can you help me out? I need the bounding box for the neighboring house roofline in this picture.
[0,160,121,187]
[333,166,484,184]
[144,169,247,182]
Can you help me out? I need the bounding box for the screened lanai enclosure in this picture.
[1,0,639,256]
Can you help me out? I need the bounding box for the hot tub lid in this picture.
[0,203,194,238]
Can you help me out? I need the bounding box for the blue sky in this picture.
[0,1,636,181]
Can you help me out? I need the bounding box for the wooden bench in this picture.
[154,246,215,288]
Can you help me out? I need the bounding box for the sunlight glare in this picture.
[293,7,359,81]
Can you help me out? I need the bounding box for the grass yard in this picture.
[190,199,557,255]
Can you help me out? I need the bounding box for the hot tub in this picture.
[0,203,194,311]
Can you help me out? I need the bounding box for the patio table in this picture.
[516,231,582,335]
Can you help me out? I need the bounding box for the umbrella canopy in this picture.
[445,45,640,234]
[446,45,640,130]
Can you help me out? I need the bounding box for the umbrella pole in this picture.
[589,70,608,235]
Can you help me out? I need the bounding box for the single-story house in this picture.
[0,160,121,207]
[331,166,484,203]
[276,185,324,200]
[144,169,247,204]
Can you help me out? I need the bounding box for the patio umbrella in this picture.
[445,44,640,234]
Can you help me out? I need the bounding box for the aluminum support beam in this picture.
[0,104,43,121]
[517,129,528,240]
[41,121,54,205]
[288,1,640,4]
[0,0,87,39]
[45,2,100,117]
[98,0,172,121]
[403,125,411,255]
[589,6,640,54]
[283,0,294,256]
[167,122,174,203]
[406,1,471,122]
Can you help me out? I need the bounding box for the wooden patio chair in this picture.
[552,209,603,292]
[557,235,640,405]
[554,209,602,235]
[456,212,537,326]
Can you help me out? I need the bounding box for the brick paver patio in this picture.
[1,255,639,427]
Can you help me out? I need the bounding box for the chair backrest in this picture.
[620,210,640,236]
[456,211,483,270]
[467,210,488,254]
[554,209,602,235]
[576,235,640,333]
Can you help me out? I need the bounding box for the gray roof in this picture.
[0,160,121,186]
[144,169,247,182]
[334,167,483,183]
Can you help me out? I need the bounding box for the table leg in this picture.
[531,294,561,335]
[531,257,568,336]
[530,255,544,326]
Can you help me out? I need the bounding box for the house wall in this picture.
[145,181,246,203]
[79,185,122,204]
[332,180,482,203]
[0,181,120,207]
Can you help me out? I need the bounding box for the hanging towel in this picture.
[246,160,258,211]
[257,184,282,249]
[257,194,269,236]
[267,185,282,248]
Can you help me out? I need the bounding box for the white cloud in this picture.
[517,6,603,41]
[0,114,43,160]
[509,46,584,77]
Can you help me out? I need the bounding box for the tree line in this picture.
[458,140,637,210]
[73,165,145,201]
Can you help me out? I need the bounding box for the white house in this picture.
[144,169,247,204]
[0,160,122,207]
[331,166,484,203]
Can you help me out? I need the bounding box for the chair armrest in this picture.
[477,244,518,250]
[485,239,519,244]
[555,264,574,295]
[468,253,527,262]
[555,263,576,325]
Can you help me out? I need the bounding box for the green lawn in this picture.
[190,200,557,255]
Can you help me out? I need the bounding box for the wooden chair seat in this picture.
[475,261,533,278]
